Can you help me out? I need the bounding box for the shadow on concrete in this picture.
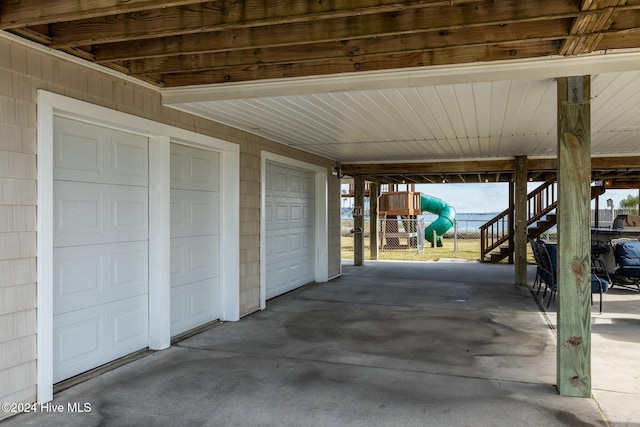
[3,261,631,426]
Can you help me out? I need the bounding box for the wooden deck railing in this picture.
[479,206,512,262]
[480,181,558,261]
[480,182,605,262]
[526,180,558,227]
[378,191,422,216]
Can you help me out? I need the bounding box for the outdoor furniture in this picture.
[611,239,640,292]
[529,239,545,294]
[591,274,608,314]
[529,239,557,307]
[530,239,609,312]
[591,243,612,283]
[591,243,612,314]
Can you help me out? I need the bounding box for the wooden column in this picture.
[514,156,528,286]
[557,75,592,397]
[354,177,365,266]
[508,181,515,264]
[369,183,379,260]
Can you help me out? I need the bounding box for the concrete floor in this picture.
[538,276,640,427]
[2,261,639,426]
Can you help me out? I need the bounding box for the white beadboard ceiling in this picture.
[163,54,640,164]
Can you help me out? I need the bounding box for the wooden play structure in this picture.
[378,184,422,250]
[342,183,455,249]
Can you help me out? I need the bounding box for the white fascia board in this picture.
[161,50,640,104]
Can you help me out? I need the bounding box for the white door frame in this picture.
[37,91,240,402]
[260,151,329,309]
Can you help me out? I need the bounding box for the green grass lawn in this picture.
[341,237,482,262]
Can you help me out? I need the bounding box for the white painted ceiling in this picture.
[163,53,640,164]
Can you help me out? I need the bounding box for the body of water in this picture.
[342,208,497,221]
[341,208,616,233]
[420,212,497,233]
[341,209,498,233]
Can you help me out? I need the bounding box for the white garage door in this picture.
[170,144,221,336]
[265,163,315,299]
[52,117,149,383]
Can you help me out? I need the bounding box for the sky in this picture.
[342,182,637,214]
[412,183,636,213]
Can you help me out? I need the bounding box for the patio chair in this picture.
[530,239,608,312]
[529,239,557,307]
[529,239,544,294]
[611,239,640,293]
[590,241,610,268]
[592,248,612,315]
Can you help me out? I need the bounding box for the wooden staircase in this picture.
[480,182,605,263]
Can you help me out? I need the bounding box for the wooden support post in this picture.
[369,183,379,260]
[354,177,365,266]
[557,75,592,397]
[508,181,515,264]
[514,156,528,286]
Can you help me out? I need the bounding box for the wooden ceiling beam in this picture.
[596,7,640,49]
[560,0,627,55]
[8,27,52,45]
[527,159,557,171]
[341,157,640,178]
[92,5,640,63]
[342,159,518,176]
[598,27,640,49]
[63,0,579,51]
[45,0,489,48]
[592,156,640,169]
[0,0,469,30]
[347,171,640,185]
[608,5,640,29]
[159,40,559,86]
[127,19,572,75]
[0,0,211,30]
[4,0,640,94]
[605,180,640,189]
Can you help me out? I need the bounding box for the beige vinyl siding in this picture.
[0,35,340,418]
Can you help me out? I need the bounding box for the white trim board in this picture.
[162,50,640,103]
[259,151,329,310]
[36,91,240,403]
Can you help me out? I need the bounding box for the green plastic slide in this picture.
[420,194,456,247]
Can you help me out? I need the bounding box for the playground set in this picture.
[343,183,456,249]
[378,184,456,249]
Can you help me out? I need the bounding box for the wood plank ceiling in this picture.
[2,0,639,88]
[4,0,640,183]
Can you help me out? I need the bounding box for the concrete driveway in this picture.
[3,261,635,426]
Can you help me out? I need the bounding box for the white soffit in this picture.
[162,52,640,163]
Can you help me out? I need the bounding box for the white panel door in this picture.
[170,144,221,336]
[265,163,315,299]
[52,117,149,383]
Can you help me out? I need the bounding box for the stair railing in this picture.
[480,181,558,261]
[526,180,557,227]
[479,206,511,261]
